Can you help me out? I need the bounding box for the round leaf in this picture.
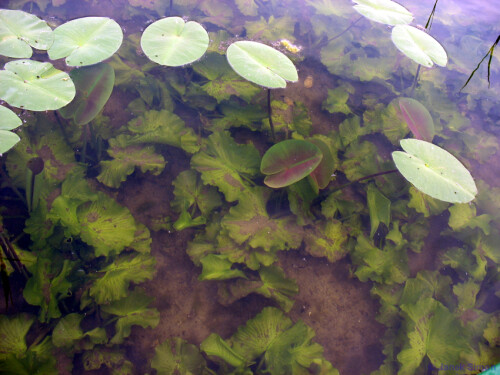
[0,59,76,111]
[353,0,413,26]
[140,17,209,67]
[48,17,123,66]
[59,62,115,125]
[392,139,477,203]
[226,41,298,89]
[0,9,54,58]
[397,97,435,142]
[0,106,22,154]
[307,137,335,190]
[261,140,323,188]
[391,25,448,67]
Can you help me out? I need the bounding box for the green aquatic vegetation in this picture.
[200,307,338,374]
[392,139,478,203]
[199,0,234,30]
[141,17,209,67]
[199,254,247,281]
[0,106,22,155]
[82,347,133,373]
[303,219,349,262]
[191,131,260,202]
[260,139,323,188]
[0,9,53,58]
[367,184,391,238]
[48,17,123,66]
[58,62,115,126]
[0,59,75,111]
[396,97,435,142]
[448,203,492,235]
[244,15,296,43]
[352,0,413,26]
[52,313,107,349]
[97,136,166,188]
[151,337,207,375]
[322,86,354,115]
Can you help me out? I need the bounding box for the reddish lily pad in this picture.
[397,97,435,142]
[261,140,322,188]
[307,137,335,191]
[59,62,115,125]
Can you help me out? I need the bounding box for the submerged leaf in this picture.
[151,337,207,375]
[304,220,349,262]
[397,97,435,142]
[0,106,22,154]
[367,184,391,238]
[199,254,246,281]
[0,314,34,359]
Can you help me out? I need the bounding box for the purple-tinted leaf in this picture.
[59,63,115,125]
[261,140,322,188]
[308,137,335,191]
[397,97,435,142]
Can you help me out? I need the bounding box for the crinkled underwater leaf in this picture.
[89,253,156,304]
[0,106,22,154]
[367,184,391,238]
[261,140,323,188]
[397,97,435,142]
[0,9,53,58]
[353,0,413,26]
[191,131,260,202]
[151,337,207,375]
[392,139,477,203]
[226,41,298,88]
[200,333,247,368]
[141,17,209,66]
[58,62,115,125]
[0,314,34,359]
[304,219,349,262]
[101,288,159,344]
[199,254,246,281]
[48,17,123,66]
[222,187,304,251]
[391,25,447,67]
[97,136,166,188]
[125,109,199,153]
[77,192,137,256]
[0,60,75,111]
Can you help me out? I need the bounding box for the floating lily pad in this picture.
[48,17,123,66]
[391,25,447,67]
[59,63,115,125]
[307,137,335,190]
[0,106,22,154]
[397,97,435,142]
[141,17,209,66]
[0,60,75,111]
[392,139,477,203]
[353,0,413,26]
[261,140,322,188]
[0,9,54,58]
[226,41,298,88]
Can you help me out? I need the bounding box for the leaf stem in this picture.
[267,89,275,141]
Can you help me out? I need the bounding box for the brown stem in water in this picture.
[267,89,275,141]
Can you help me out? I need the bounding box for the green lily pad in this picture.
[48,17,123,66]
[261,140,323,188]
[0,60,75,111]
[391,25,448,67]
[397,97,435,142]
[59,62,115,125]
[353,0,413,26]
[0,9,54,58]
[140,17,209,66]
[392,139,477,203]
[0,106,22,154]
[226,41,298,88]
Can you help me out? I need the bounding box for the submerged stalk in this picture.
[267,89,275,141]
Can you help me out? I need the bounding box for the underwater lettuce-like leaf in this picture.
[322,87,352,115]
[341,140,384,181]
[200,333,247,368]
[125,110,199,153]
[77,192,136,257]
[397,298,470,375]
[52,313,107,350]
[101,288,159,344]
[0,314,34,359]
[82,347,133,372]
[23,257,74,322]
[222,187,304,251]
[191,131,261,202]
[89,253,156,304]
[171,170,222,215]
[367,184,391,238]
[151,337,207,375]
[304,220,349,262]
[199,254,246,281]
[97,137,166,188]
[448,203,491,235]
[363,101,408,145]
[407,186,449,217]
[231,306,293,361]
[244,16,296,44]
[255,266,299,312]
